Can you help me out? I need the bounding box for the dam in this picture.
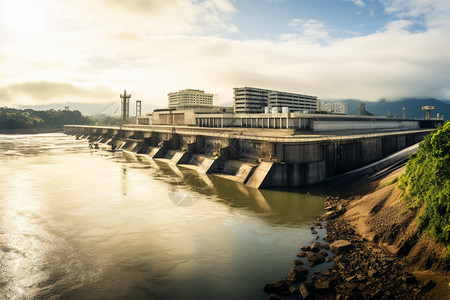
[64,123,439,188]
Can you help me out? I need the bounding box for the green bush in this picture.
[399,121,450,247]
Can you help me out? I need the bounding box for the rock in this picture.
[299,283,313,300]
[305,252,325,266]
[357,283,366,291]
[311,242,321,251]
[300,246,311,251]
[286,266,308,283]
[292,266,309,275]
[267,294,281,300]
[323,211,336,220]
[349,292,363,299]
[311,229,318,234]
[402,274,417,285]
[263,279,289,294]
[292,259,304,266]
[289,285,299,295]
[424,279,436,290]
[314,280,331,291]
[345,275,358,283]
[330,240,352,253]
[356,275,366,282]
[297,252,306,257]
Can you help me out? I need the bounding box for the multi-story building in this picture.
[233,87,318,113]
[320,101,348,115]
[168,89,214,109]
[233,87,269,113]
[268,90,318,112]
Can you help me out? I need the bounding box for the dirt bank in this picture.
[264,166,449,299]
[345,166,447,271]
[342,166,449,299]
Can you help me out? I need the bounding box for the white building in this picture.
[320,101,348,115]
[233,87,318,113]
[168,89,214,109]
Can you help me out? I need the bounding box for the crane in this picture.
[422,106,435,120]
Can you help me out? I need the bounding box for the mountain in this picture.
[329,98,449,120]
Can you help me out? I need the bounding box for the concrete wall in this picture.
[312,120,419,131]
[64,125,432,188]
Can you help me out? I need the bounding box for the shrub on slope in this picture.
[399,121,450,252]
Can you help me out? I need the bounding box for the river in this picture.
[0,133,324,300]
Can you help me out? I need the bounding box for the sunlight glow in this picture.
[2,0,49,37]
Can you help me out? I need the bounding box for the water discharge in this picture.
[0,133,324,300]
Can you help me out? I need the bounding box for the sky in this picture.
[1,0,450,114]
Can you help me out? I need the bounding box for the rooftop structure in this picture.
[233,87,318,113]
[320,101,348,115]
[168,89,214,109]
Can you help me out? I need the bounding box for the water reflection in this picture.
[0,134,325,300]
[120,153,324,226]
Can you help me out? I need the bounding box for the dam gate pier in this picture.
[64,125,433,188]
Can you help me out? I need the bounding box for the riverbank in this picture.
[0,128,62,134]
[264,166,449,299]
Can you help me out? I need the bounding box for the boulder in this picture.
[300,246,311,251]
[306,252,325,267]
[314,280,331,291]
[292,259,304,266]
[289,285,299,295]
[286,266,308,283]
[311,242,321,251]
[330,240,352,253]
[424,279,436,290]
[402,274,417,285]
[299,283,313,300]
[263,279,289,294]
[267,294,281,300]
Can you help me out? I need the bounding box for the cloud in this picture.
[288,19,303,27]
[381,0,450,30]
[343,0,366,8]
[0,81,115,104]
[287,19,330,41]
[2,0,450,110]
[59,0,238,36]
[383,19,414,33]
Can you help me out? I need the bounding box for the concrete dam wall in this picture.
[64,125,432,188]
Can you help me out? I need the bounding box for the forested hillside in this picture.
[0,107,92,130]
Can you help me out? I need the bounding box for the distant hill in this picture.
[19,101,156,116]
[0,107,92,130]
[328,98,449,120]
